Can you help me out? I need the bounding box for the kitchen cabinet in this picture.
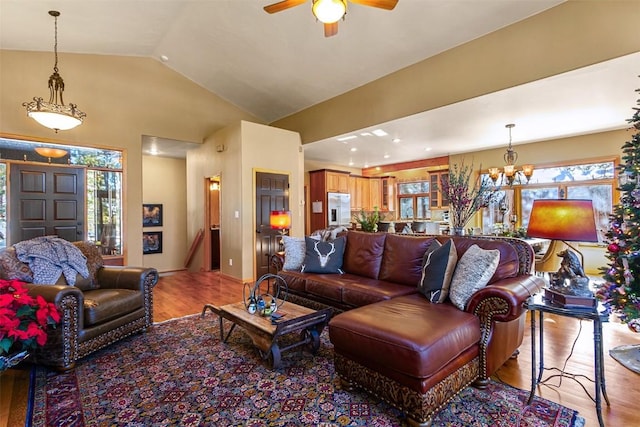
[326,171,349,193]
[369,178,381,210]
[429,171,449,208]
[309,169,351,231]
[381,177,395,212]
[349,176,371,211]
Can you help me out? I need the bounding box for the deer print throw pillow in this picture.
[301,236,346,274]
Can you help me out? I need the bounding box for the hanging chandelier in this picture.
[488,124,534,186]
[23,10,86,132]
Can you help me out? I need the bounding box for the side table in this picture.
[525,293,610,427]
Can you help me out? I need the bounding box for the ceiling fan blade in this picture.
[349,0,398,10]
[264,0,307,14]
[324,22,338,37]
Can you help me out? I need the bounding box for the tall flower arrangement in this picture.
[0,279,60,355]
[441,162,500,232]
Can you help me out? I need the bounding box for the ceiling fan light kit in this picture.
[264,0,397,37]
[22,10,86,132]
[312,0,347,24]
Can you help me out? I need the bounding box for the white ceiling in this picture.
[2,0,638,165]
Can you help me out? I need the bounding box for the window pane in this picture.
[567,184,612,242]
[400,197,414,219]
[87,170,123,255]
[416,196,430,219]
[398,182,427,195]
[482,190,513,234]
[527,162,614,184]
[520,187,560,229]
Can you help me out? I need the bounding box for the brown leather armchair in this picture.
[1,241,158,371]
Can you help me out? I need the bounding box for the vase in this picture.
[0,350,30,372]
[451,226,464,236]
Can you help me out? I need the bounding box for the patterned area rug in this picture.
[28,314,584,426]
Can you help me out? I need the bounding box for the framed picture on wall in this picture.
[143,231,163,254]
[143,204,163,227]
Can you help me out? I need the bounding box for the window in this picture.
[398,181,430,220]
[0,137,123,254]
[482,160,615,241]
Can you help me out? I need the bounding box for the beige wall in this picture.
[0,50,259,265]
[142,155,187,272]
[273,1,640,144]
[186,121,303,281]
[449,129,625,172]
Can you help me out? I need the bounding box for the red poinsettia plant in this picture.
[0,279,60,355]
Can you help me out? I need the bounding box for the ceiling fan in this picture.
[264,0,398,37]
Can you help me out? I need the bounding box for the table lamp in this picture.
[270,210,291,251]
[527,199,598,301]
[526,199,598,268]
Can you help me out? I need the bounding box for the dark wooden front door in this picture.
[9,163,85,245]
[255,172,289,278]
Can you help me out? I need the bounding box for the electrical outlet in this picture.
[228,258,233,266]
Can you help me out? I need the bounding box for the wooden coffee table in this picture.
[201,300,332,369]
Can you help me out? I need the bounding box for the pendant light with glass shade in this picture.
[22,11,86,132]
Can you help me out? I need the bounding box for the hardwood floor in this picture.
[3,270,639,426]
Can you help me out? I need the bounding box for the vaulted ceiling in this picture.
[2,0,638,166]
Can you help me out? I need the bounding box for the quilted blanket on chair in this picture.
[14,236,89,285]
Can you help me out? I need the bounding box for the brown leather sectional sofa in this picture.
[275,231,543,426]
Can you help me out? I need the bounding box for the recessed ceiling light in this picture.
[360,132,372,136]
[425,147,432,151]
[337,135,357,142]
[364,164,369,168]
[383,154,390,159]
[350,147,357,152]
[160,55,169,62]
[348,161,354,166]
[372,129,388,137]
[392,138,401,143]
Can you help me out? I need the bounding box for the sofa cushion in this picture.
[83,288,143,326]
[378,234,435,286]
[60,241,103,291]
[302,236,346,274]
[445,237,518,284]
[282,236,306,271]
[418,239,458,303]
[276,270,308,292]
[0,247,34,282]
[341,278,418,307]
[342,232,387,279]
[329,293,480,380]
[449,244,500,310]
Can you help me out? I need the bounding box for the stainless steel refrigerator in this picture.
[327,193,351,227]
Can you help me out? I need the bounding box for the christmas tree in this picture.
[597,86,640,332]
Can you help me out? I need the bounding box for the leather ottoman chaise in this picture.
[274,231,544,426]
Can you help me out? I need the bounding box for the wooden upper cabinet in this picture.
[369,178,381,210]
[381,177,395,211]
[429,171,449,208]
[326,171,349,193]
[357,177,370,211]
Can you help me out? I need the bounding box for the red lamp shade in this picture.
[526,199,598,242]
[270,210,291,230]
